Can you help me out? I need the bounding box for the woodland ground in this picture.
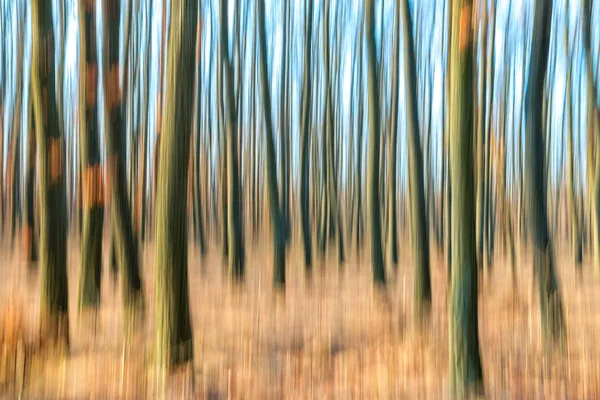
[0,236,599,399]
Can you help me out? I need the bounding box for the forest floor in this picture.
[0,236,599,399]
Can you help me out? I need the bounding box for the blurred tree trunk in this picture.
[77,0,104,313]
[401,0,431,321]
[31,0,70,350]
[564,3,582,265]
[257,0,286,288]
[525,0,565,348]
[582,0,600,273]
[217,51,229,260]
[137,0,152,244]
[0,4,4,234]
[154,0,197,377]
[193,5,206,255]
[220,0,245,280]
[476,0,488,267]
[279,0,291,244]
[326,1,345,265]
[8,15,24,247]
[448,0,483,395]
[386,1,400,271]
[444,0,452,274]
[365,0,386,286]
[152,0,168,243]
[104,0,144,323]
[24,101,38,266]
[299,0,314,273]
[499,59,515,285]
[355,28,365,256]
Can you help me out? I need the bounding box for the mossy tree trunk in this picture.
[400,0,432,321]
[365,0,386,286]
[525,0,565,348]
[448,0,484,395]
[77,0,104,312]
[31,0,70,350]
[154,0,198,376]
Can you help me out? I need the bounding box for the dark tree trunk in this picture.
[365,0,386,286]
[32,0,70,350]
[257,0,286,289]
[104,0,144,322]
[154,0,197,376]
[78,0,104,312]
[448,0,484,395]
[525,0,565,348]
[400,0,432,321]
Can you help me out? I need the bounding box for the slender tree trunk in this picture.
[299,0,314,273]
[77,0,104,313]
[365,0,386,286]
[582,0,600,273]
[104,0,144,322]
[193,6,206,255]
[257,0,286,289]
[525,0,565,348]
[24,102,39,266]
[154,0,197,378]
[220,0,245,280]
[32,0,70,350]
[400,0,432,321]
[386,1,400,270]
[566,61,582,266]
[448,1,484,395]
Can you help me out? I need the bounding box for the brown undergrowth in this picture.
[0,237,599,398]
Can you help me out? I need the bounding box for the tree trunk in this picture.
[386,1,400,270]
[365,0,386,286]
[564,5,582,265]
[24,102,39,266]
[32,0,70,350]
[525,0,565,348]
[299,0,314,273]
[582,0,600,273]
[154,0,197,376]
[448,1,484,395]
[104,0,144,322]
[257,0,286,289]
[77,0,104,313]
[401,0,432,321]
[220,0,245,280]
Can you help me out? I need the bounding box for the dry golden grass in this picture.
[0,236,599,399]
